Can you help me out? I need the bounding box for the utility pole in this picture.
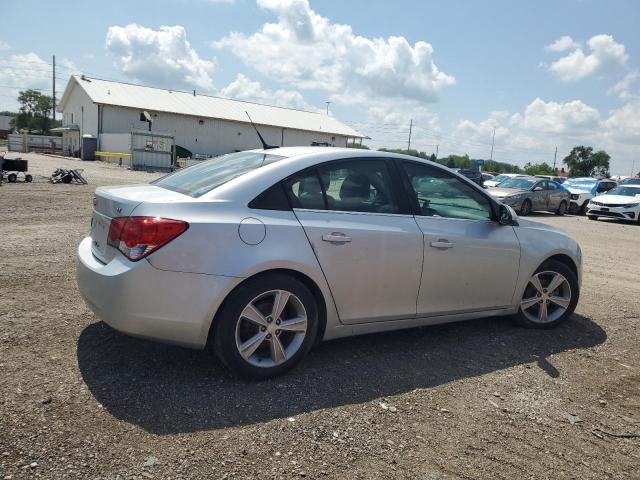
[407,119,413,151]
[489,126,496,161]
[632,159,636,177]
[325,101,331,115]
[435,144,439,160]
[52,55,56,121]
[553,146,558,172]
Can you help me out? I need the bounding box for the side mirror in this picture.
[498,204,519,226]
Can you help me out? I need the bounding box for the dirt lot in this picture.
[1,153,639,480]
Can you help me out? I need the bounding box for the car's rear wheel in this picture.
[513,259,578,329]
[519,199,532,216]
[8,173,17,183]
[555,201,567,215]
[211,274,319,379]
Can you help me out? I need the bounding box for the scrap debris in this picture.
[50,168,88,184]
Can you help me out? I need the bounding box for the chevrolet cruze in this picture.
[77,147,582,378]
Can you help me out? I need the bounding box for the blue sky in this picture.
[1,0,639,174]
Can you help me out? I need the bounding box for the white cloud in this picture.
[219,73,320,111]
[0,52,52,92]
[513,97,600,134]
[548,34,628,81]
[213,0,454,104]
[609,71,639,101]
[106,24,215,91]
[545,36,580,52]
[0,40,11,51]
[602,100,640,142]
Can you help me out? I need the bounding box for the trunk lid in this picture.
[90,184,191,263]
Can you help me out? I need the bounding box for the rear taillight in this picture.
[107,216,188,261]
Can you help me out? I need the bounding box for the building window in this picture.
[198,119,204,125]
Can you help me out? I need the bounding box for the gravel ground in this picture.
[1,153,639,480]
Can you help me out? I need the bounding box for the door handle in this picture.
[322,232,352,243]
[430,239,454,250]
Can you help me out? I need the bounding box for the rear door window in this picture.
[318,160,400,214]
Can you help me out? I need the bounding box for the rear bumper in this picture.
[76,237,239,349]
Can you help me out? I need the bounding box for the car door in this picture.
[531,181,549,211]
[545,181,563,210]
[400,161,521,316]
[284,158,423,325]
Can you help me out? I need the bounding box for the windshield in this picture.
[605,186,640,197]
[153,151,285,197]
[619,178,640,185]
[492,175,510,183]
[498,177,536,189]
[564,179,596,191]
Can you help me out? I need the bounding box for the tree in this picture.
[523,162,555,175]
[9,89,59,133]
[562,146,610,177]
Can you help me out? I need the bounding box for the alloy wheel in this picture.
[235,290,308,368]
[520,271,572,324]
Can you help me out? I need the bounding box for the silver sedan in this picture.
[487,176,570,215]
[77,148,582,378]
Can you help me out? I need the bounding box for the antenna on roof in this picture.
[245,111,278,150]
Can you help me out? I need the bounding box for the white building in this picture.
[55,75,365,158]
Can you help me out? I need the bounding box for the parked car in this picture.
[563,178,617,214]
[77,147,582,378]
[587,184,640,223]
[534,175,567,184]
[618,177,640,186]
[484,173,525,188]
[451,167,484,186]
[482,172,495,183]
[487,176,570,215]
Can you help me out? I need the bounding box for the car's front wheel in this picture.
[519,199,532,216]
[211,274,319,379]
[513,259,579,329]
[555,201,567,215]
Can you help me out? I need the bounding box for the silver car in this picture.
[487,176,570,216]
[77,148,582,378]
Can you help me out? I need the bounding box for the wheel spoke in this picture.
[520,297,539,310]
[529,275,544,295]
[271,290,291,321]
[538,301,549,323]
[546,273,565,294]
[270,335,286,363]
[241,303,268,327]
[549,295,570,309]
[279,315,307,332]
[239,332,267,358]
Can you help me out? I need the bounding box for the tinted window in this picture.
[402,162,493,221]
[248,183,291,210]
[547,181,559,190]
[284,170,327,210]
[318,160,400,214]
[606,186,640,196]
[154,151,285,197]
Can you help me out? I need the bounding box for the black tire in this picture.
[555,201,567,216]
[588,215,598,221]
[25,174,33,183]
[512,259,579,329]
[579,201,588,215]
[519,199,532,216]
[210,273,319,379]
[8,173,17,183]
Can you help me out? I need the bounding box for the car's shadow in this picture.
[77,314,605,435]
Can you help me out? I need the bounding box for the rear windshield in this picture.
[153,151,285,197]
